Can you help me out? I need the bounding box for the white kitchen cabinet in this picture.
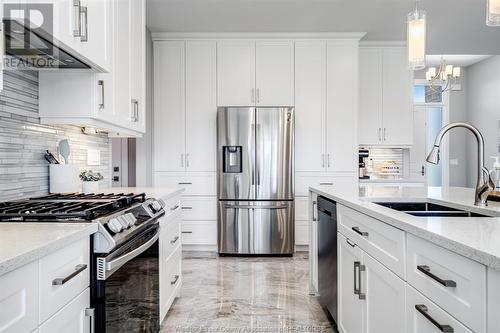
[308,191,319,294]
[217,40,294,106]
[217,40,256,106]
[154,41,186,172]
[255,41,294,106]
[186,41,217,172]
[154,41,217,172]
[326,41,359,172]
[363,252,406,333]
[358,47,413,146]
[294,41,327,173]
[338,233,364,333]
[38,288,90,333]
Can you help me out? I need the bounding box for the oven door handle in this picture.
[105,230,160,272]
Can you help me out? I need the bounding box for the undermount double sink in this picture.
[374,201,492,218]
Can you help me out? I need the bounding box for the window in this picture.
[413,85,443,103]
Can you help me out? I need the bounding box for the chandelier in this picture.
[425,59,461,92]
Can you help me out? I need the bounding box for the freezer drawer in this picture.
[218,201,295,255]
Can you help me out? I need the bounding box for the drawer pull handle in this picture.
[352,226,369,237]
[171,274,180,285]
[182,231,193,234]
[417,265,457,288]
[181,206,193,210]
[178,182,193,185]
[415,304,454,332]
[170,236,180,244]
[170,205,180,211]
[319,182,333,186]
[346,239,356,247]
[52,264,87,285]
[353,261,366,299]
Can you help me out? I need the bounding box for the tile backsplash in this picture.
[0,71,110,201]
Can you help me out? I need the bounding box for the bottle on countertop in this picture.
[491,156,500,189]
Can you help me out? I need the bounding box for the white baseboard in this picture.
[182,244,218,252]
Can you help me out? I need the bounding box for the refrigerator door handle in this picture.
[225,204,288,210]
[255,123,261,186]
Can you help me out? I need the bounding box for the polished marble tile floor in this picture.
[160,251,335,333]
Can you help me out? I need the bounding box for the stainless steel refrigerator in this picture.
[217,107,294,255]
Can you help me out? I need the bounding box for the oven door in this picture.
[92,224,160,333]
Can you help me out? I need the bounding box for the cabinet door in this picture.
[79,0,112,71]
[309,193,319,294]
[358,48,383,145]
[154,41,186,172]
[113,0,133,127]
[255,40,294,106]
[39,288,91,333]
[294,41,327,172]
[130,0,146,132]
[217,40,256,106]
[185,41,217,172]
[338,233,364,333]
[326,41,358,172]
[382,48,414,145]
[364,252,406,333]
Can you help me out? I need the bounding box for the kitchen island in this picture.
[309,184,500,333]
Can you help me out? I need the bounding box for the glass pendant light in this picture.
[407,0,426,70]
[487,0,500,26]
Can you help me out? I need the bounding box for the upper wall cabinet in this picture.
[217,40,294,107]
[359,47,413,146]
[38,0,146,137]
[154,41,217,172]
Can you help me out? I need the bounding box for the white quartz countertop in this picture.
[310,185,500,270]
[359,178,426,184]
[100,187,184,201]
[0,223,98,277]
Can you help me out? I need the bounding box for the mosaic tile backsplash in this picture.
[0,71,110,201]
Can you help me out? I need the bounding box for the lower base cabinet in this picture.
[406,285,473,333]
[338,233,405,333]
[39,289,90,333]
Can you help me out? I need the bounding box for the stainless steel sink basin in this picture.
[374,202,491,218]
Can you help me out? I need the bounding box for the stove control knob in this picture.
[151,200,162,212]
[125,213,137,227]
[118,216,130,229]
[108,218,123,233]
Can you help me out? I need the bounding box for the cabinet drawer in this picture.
[406,285,473,333]
[166,246,182,293]
[154,173,216,196]
[160,244,182,321]
[294,197,309,221]
[296,174,355,196]
[407,235,486,332]
[181,221,217,245]
[181,197,217,220]
[39,288,90,333]
[295,223,309,246]
[0,261,39,333]
[39,238,90,323]
[162,196,182,218]
[337,204,405,278]
[161,208,181,261]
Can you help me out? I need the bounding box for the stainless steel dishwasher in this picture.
[317,196,338,325]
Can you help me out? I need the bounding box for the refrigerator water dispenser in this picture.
[223,146,242,173]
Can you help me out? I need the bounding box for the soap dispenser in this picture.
[491,156,500,189]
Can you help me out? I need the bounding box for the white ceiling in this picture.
[146,0,500,54]
[425,55,493,68]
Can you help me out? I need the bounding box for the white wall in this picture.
[465,56,500,187]
[136,29,154,187]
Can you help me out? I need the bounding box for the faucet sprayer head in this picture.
[426,145,440,164]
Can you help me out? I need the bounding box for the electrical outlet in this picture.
[87,149,101,166]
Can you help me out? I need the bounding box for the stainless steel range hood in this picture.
[4,19,93,70]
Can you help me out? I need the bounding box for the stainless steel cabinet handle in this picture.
[85,308,95,333]
[319,182,333,186]
[181,231,193,234]
[181,206,193,210]
[79,6,88,42]
[327,154,331,168]
[415,305,454,332]
[312,201,318,221]
[256,88,260,103]
[131,99,139,122]
[383,128,387,141]
[180,154,184,168]
[178,182,192,185]
[73,0,82,37]
[417,265,457,287]
[98,80,104,109]
[352,226,369,237]
[322,154,325,168]
[421,165,426,176]
[251,88,255,104]
[170,205,179,211]
[346,238,356,247]
[52,264,87,285]
[354,261,366,299]
[171,274,180,285]
[378,128,382,141]
[186,153,190,168]
[170,236,179,244]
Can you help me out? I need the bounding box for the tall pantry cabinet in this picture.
[154,41,218,249]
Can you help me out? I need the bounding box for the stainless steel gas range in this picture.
[0,192,166,333]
